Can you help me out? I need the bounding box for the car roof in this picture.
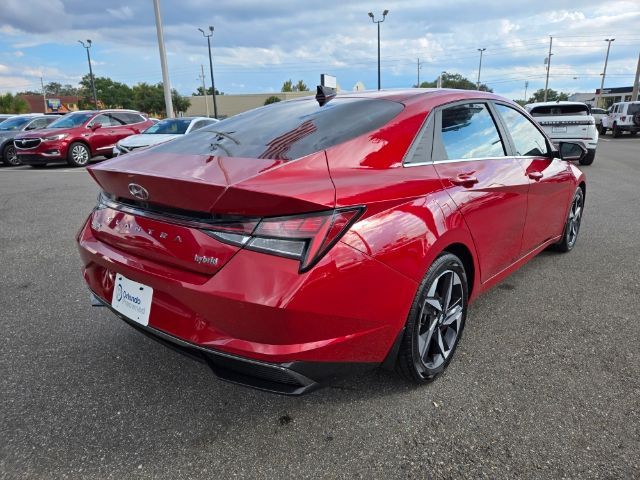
[72,109,145,114]
[526,101,589,108]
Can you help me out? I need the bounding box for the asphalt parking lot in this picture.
[1,137,639,479]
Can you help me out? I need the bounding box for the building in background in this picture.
[568,92,596,106]
[19,95,80,114]
[594,86,637,108]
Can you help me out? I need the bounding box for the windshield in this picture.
[48,112,95,129]
[143,118,192,134]
[530,104,589,116]
[0,117,31,131]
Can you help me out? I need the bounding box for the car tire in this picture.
[612,123,621,138]
[579,149,595,166]
[396,252,468,384]
[67,142,91,167]
[2,143,21,166]
[629,131,637,136]
[554,187,584,253]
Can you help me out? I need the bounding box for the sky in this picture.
[0,0,638,101]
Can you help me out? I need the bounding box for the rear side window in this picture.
[438,103,506,160]
[530,104,589,116]
[153,97,404,160]
[495,105,548,157]
[628,104,640,115]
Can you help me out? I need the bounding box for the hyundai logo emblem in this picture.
[128,183,149,200]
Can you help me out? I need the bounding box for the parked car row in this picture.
[0,110,218,168]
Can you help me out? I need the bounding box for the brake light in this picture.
[621,116,626,122]
[205,207,364,272]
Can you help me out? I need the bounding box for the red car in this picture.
[14,110,153,167]
[77,89,586,394]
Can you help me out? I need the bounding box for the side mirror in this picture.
[90,123,102,131]
[557,142,587,162]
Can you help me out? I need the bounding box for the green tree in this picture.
[527,88,569,103]
[416,72,492,92]
[78,75,133,109]
[0,93,29,114]
[281,79,294,92]
[295,80,308,92]
[172,89,191,114]
[264,95,282,105]
[45,82,79,96]
[192,86,223,96]
[131,82,165,115]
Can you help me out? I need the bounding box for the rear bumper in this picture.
[90,291,371,395]
[77,215,417,381]
[617,125,640,132]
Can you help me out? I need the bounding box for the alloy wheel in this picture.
[567,193,583,247]
[6,145,20,166]
[72,145,89,165]
[417,270,464,370]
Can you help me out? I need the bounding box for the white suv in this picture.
[525,101,598,165]
[600,101,640,137]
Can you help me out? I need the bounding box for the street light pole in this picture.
[368,10,389,91]
[78,39,98,108]
[596,38,615,108]
[524,81,529,102]
[543,36,553,102]
[198,26,218,118]
[476,48,486,89]
[152,0,174,118]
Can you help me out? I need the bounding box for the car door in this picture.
[432,102,529,283]
[86,114,114,155]
[492,103,574,255]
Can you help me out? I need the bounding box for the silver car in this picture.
[0,114,60,166]
[113,117,219,156]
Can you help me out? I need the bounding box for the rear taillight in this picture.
[621,116,626,122]
[205,207,364,272]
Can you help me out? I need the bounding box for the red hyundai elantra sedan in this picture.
[77,89,586,394]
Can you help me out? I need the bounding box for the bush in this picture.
[264,96,282,105]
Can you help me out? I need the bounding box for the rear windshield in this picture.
[628,104,640,115]
[152,97,404,160]
[530,104,589,116]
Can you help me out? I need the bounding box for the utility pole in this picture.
[199,64,210,117]
[40,77,47,113]
[417,58,421,87]
[596,38,615,108]
[78,39,98,108]
[543,36,553,102]
[198,26,218,118]
[153,0,174,118]
[476,48,486,89]
[632,51,640,102]
[368,10,389,90]
[524,81,529,102]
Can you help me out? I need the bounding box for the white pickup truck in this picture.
[525,101,598,165]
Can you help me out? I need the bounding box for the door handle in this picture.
[450,174,479,187]
[528,171,543,181]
